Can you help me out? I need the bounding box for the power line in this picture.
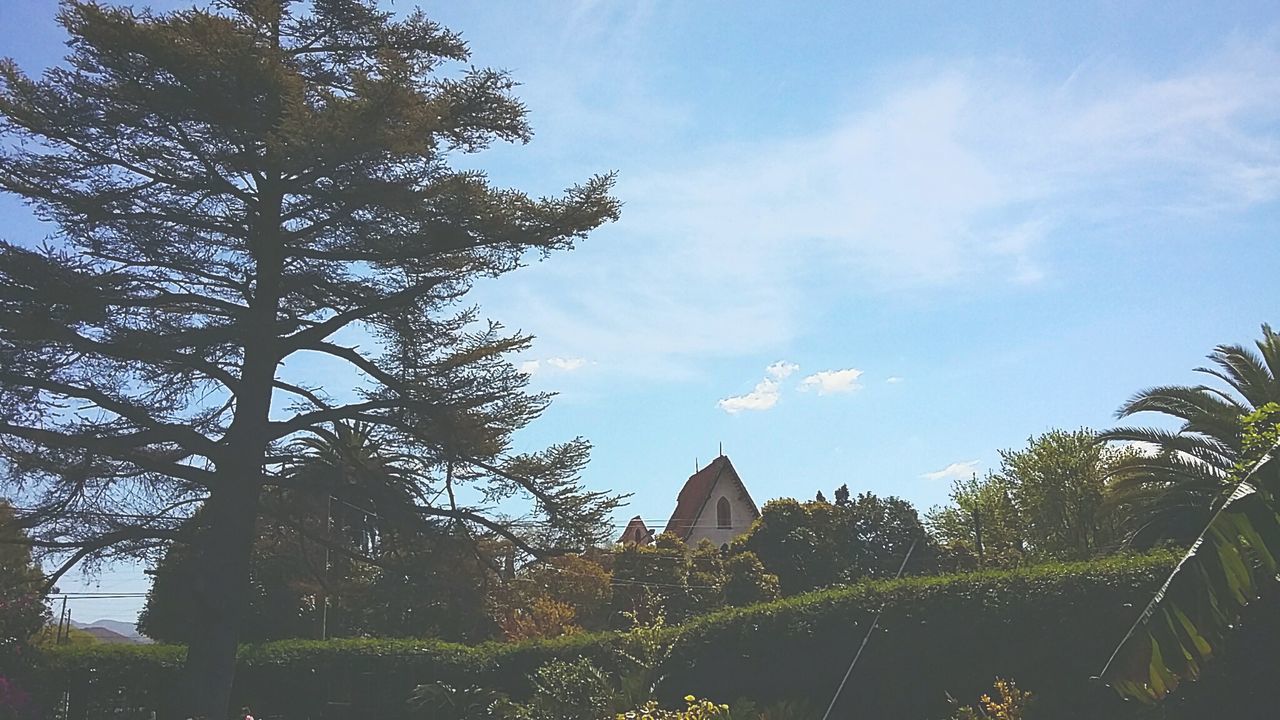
[9,504,721,530]
[820,540,918,720]
[47,593,148,599]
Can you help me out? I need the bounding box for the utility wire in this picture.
[47,593,148,599]
[820,539,918,720]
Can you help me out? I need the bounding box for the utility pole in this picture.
[56,597,68,644]
[972,507,985,569]
[321,494,331,641]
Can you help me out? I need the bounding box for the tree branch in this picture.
[0,422,216,486]
[279,279,443,353]
[35,527,181,592]
[0,370,222,457]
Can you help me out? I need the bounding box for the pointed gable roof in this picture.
[663,455,759,540]
[617,515,653,546]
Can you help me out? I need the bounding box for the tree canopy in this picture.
[0,1,620,714]
[738,491,933,594]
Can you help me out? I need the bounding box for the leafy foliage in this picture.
[140,422,503,643]
[610,535,779,627]
[410,682,513,720]
[0,501,45,676]
[737,492,933,594]
[949,678,1035,720]
[34,553,1257,719]
[1100,403,1280,703]
[498,598,583,644]
[617,697,732,720]
[927,474,1026,568]
[493,554,613,640]
[139,507,500,643]
[929,430,1134,563]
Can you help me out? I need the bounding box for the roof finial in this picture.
[719,441,723,457]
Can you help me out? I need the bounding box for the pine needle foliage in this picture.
[0,1,621,714]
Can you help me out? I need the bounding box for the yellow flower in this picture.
[684,695,696,703]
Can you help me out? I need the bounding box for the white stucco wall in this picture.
[684,472,758,548]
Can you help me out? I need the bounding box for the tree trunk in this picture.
[179,476,261,717]
[179,179,284,717]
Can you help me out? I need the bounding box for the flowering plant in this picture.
[616,696,732,720]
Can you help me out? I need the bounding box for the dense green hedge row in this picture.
[26,552,1280,719]
[31,633,624,719]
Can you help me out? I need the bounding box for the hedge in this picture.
[24,552,1280,719]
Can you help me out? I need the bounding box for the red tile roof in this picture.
[662,455,759,540]
[617,515,653,545]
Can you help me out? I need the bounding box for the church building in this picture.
[617,454,761,548]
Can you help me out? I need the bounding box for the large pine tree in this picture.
[0,1,620,714]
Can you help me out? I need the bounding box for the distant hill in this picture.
[78,626,135,644]
[70,619,152,644]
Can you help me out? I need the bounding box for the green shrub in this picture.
[25,552,1280,719]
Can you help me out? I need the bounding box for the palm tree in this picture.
[281,421,420,554]
[1098,326,1280,703]
[1101,324,1280,545]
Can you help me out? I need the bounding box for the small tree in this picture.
[492,553,612,638]
[738,492,933,594]
[927,473,1026,568]
[0,1,620,714]
[999,429,1130,559]
[0,501,46,676]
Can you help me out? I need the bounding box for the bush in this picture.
[26,552,1280,719]
[948,678,1034,720]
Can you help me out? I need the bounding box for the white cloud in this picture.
[800,369,865,395]
[922,460,981,481]
[886,376,904,384]
[766,361,800,380]
[546,357,587,371]
[519,357,588,375]
[717,378,781,414]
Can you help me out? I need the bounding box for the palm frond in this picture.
[1100,426,1235,470]
[1100,452,1280,703]
[1255,324,1280,385]
[1116,385,1247,442]
[1198,341,1279,409]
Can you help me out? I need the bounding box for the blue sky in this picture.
[4,0,1280,622]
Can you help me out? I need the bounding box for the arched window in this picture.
[716,496,732,529]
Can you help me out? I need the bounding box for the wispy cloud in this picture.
[800,369,865,395]
[886,376,905,384]
[546,357,588,371]
[922,460,981,481]
[476,18,1280,377]
[519,357,589,375]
